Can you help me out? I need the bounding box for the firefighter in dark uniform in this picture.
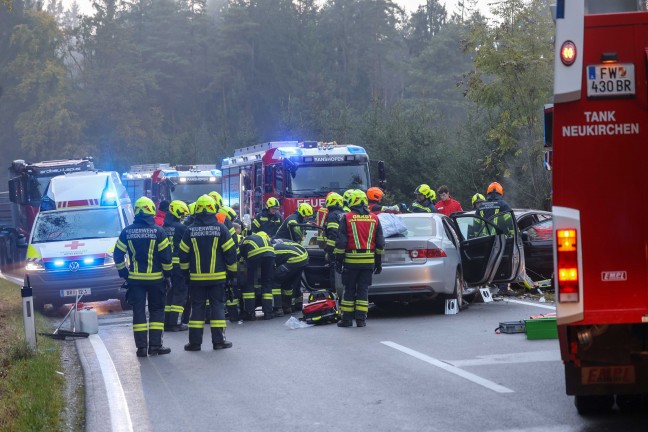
[240,231,276,320]
[273,241,309,315]
[477,182,514,234]
[179,195,238,351]
[323,192,345,257]
[252,197,283,238]
[342,189,355,212]
[274,203,313,242]
[183,202,196,227]
[315,192,335,247]
[163,200,190,332]
[217,205,241,322]
[334,190,385,328]
[115,197,173,357]
[210,191,237,242]
[367,187,400,214]
[408,184,437,213]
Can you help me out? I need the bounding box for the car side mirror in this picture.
[521,232,530,243]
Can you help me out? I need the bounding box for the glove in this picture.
[373,256,382,275]
[118,268,129,279]
[334,258,344,274]
[164,277,173,292]
[385,205,400,213]
[399,203,408,213]
[120,280,129,290]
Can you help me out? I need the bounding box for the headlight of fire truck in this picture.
[25,259,45,271]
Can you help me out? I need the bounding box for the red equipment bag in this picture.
[302,290,340,325]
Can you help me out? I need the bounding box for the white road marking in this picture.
[0,272,25,286]
[449,350,560,367]
[381,341,515,394]
[88,334,134,432]
[505,299,556,310]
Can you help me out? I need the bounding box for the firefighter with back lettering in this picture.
[163,200,190,332]
[477,182,514,234]
[179,195,238,351]
[252,197,283,238]
[240,231,276,320]
[315,192,335,247]
[114,197,173,357]
[217,205,242,322]
[274,203,313,242]
[408,184,437,213]
[367,187,399,214]
[334,190,385,328]
[272,240,309,315]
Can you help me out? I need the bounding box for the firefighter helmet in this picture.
[343,189,355,207]
[325,192,343,208]
[415,184,436,201]
[266,197,280,209]
[195,195,217,214]
[208,191,223,208]
[366,187,384,203]
[349,190,368,207]
[134,197,156,216]
[487,182,504,196]
[188,202,196,215]
[219,205,237,221]
[471,193,486,207]
[297,203,314,218]
[169,200,189,219]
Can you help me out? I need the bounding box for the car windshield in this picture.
[289,164,369,195]
[170,182,222,203]
[401,216,437,237]
[32,209,122,243]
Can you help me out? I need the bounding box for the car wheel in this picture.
[452,269,465,310]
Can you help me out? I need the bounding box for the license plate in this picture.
[586,63,635,97]
[60,288,91,298]
[582,366,635,385]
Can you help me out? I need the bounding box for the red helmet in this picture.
[487,182,504,196]
[366,187,384,202]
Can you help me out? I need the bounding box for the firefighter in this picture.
[163,200,190,332]
[323,192,345,257]
[342,189,355,212]
[366,187,399,214]
[218,205,242,322]
[477,182,514,234]
[184,202,196,227]
[252,197,283,237]
[471,193,486,210]
[179,195,238,351]
[273,240,309,315]
[210,191,237,241]
[240,231,276,320]
[315,192,335,248]
[274,203,313,243]
[408,184,437,213]
[334,190,385,328]
[114,197,173,357]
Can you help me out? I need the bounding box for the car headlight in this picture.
[104,253,115,265]
[26,260,45,271]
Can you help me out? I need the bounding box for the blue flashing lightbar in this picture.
[279,147,301,156]
[347,146,366,154]
[162,171,179,177]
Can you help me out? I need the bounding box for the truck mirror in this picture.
[377,160,387,189]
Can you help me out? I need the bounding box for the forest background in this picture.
[0,0,553,208]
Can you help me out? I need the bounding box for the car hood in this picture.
[29,238,116,260]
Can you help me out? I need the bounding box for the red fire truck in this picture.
[0,158,95,270]
[121,164,222,205]
[551,0,648,414]
[221,141,382,224]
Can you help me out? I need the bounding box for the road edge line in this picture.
[505,299,556,310]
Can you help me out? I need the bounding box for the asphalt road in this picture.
[71,297,647,432]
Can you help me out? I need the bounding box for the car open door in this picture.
[484,210,526,284]
[449,214,506,286]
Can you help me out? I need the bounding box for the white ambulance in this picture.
[26,171,133,311]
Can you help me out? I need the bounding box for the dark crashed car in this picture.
[514,209,553,281]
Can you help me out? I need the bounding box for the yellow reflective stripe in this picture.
[209,320,227,328]
[282,289,293,296]
[327,222,339,229]
[172,257,180,264]
[247,246,274,257]
[333,248,345,254]
[166,305,184,313]
[116,262,126,270]
[147,240,155,273]
[180,262,190,270]
[229,227,235,236]
[179,240,190,253]
[116,239,127,252]
[350,222,361,249]
[226,263,237,272]
[192,238,201,274]
[128,240,138,273]
[242,293,255,299]
[162,263,173,271]
[188,320,204,329]
[129,272,163,280]
[190,272,226,281]
[210,237,218,274]
[222,238,234,252]
[326,239,336,246]
[366,221,375,249]
[253,219,261,228]
[133,323,148,332]
[149,322,164,330]
[272,289,282,295]
[262,293,273,300]
[158,238,170,252]
[287,254,308,264]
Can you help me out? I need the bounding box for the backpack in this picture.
[302,290,340,325]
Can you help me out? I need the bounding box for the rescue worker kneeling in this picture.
[179,195,238,351]
[114,197,173,357]
[240,231,276,320]
[273,240,309,315]
[334,190,385,328]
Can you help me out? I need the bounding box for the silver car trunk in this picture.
[383,236,438,266]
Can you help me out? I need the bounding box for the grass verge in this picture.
[0,278,65,431]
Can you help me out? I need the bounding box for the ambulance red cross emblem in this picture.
[64,241,85,250]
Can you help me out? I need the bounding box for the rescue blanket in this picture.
[377,213,407,238]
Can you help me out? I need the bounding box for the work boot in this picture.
[184,343,201,351]
[283,308,293,315]
[164,324,189,332]
[263,311,274,320]
[273,308,284,317]
[148,345,171,356]
[356,319,366,327]
[136,348,148,357]
[241,312,256,322]
[213,341,233,350]
[337,320,353,328]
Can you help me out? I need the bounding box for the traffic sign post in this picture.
[21,275,37,350]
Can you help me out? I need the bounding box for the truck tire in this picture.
[574,395,614,415]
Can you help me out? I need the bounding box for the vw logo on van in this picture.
[68,262,80,272]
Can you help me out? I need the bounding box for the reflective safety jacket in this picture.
[274,241,309,269]
[324,206,345,255]
[315,206,329,246]
[334,206,385,269]
[163,212,187,268]
[408,199,437,213]
[477,193,514,235]
[240,233,275,262]
[178,214,237,285]
[115,214,173,284]
[252,209,283,237]
[275,212,305,242]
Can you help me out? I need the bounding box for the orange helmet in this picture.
[366,187,384,203]
[487,182,504,196]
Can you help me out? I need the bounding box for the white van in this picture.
[26,171,133,311]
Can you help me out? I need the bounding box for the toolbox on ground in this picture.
[525,317,558,340]
[302,290,340,325]
[495,320,526,334]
